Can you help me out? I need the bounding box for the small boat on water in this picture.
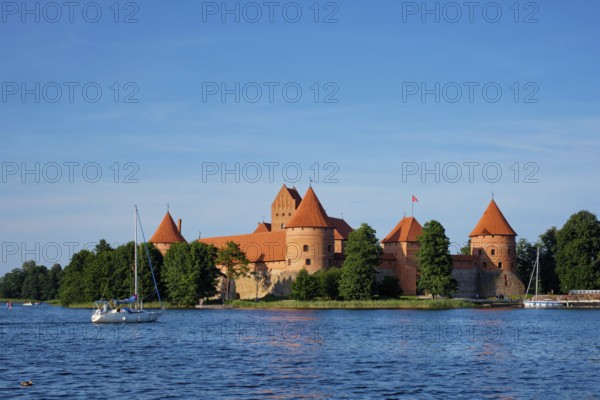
[523,247,563,309]
[91,205,164,323]
[22,302,33,306]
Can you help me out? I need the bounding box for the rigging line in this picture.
[99,251,118,301]
[136,208,163,306]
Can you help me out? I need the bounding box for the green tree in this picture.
[110,241,135,299]
[339,223,382,300]
[376,276,402,299]
[59,249,94,306]
[163,242,220,306]
[21,263,49,300]
[556,211,600,292]
[316,267,342,300]
[136,242,165,303]
[538,227,560,293]
[0,268,26,298]
[216,241,250,300]
[43,264,63,300]
[291,268,320,301]
[83,246,113,301]
[516,238,537,285]
[416,220,457,298]
[460,239,471,255]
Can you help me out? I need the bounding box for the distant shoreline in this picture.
[13,298,600,310]
[43,298,484,310]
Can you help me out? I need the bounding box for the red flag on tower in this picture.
[412,195,418,203]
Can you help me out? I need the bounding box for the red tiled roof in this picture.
[286,187,331,228]
[253,222,272,233]
[469,200,517,237]
[149,212,186,244]
[198,231,286,263]
[328,217,353,240]
[382,217,422,243]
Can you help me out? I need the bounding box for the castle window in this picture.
[303,245,309,252]
[498,262,503,269]
[276,213,279,216]
[328,245,332,252]
[482,262,487,268]
[287,259,291,266]
[508,249,511,255]
[478,249,482,255]
[306,259,311,266]
[491,249,496,256]
[281,224,284,230]
[288,213,291,216]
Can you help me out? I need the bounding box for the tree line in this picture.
[57,239,250,307]
[0,238,250,307]
[516,210,600,293]
[0,261,62,301]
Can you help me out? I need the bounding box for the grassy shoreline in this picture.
[228,298,479,309]
[31,298,479,310]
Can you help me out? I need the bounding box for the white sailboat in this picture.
[523,247,563,308]
[91,206,164,323]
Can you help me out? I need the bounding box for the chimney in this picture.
[177,219,182,233]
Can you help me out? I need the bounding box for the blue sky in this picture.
[1,0,599,274]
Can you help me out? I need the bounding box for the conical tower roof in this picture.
[469,199,516,237]
[286,187,331,228]
[149,211,186,243]
[382,217,422,243]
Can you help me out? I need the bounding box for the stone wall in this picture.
[452,268,479,298]
[228,269,299,299]
[478,270,525,298]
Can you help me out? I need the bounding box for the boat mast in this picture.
[134,205,138,308]
[535,247,540,300]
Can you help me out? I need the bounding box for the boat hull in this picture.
[91,310,161,323]
[523,300,564,308]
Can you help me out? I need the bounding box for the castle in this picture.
[149,185,524,299]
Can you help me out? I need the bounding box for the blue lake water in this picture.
[1,304,599,399]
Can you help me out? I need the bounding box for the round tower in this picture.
[469,199,517,273]
[285,187,334,273]
[381,217,423,296]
